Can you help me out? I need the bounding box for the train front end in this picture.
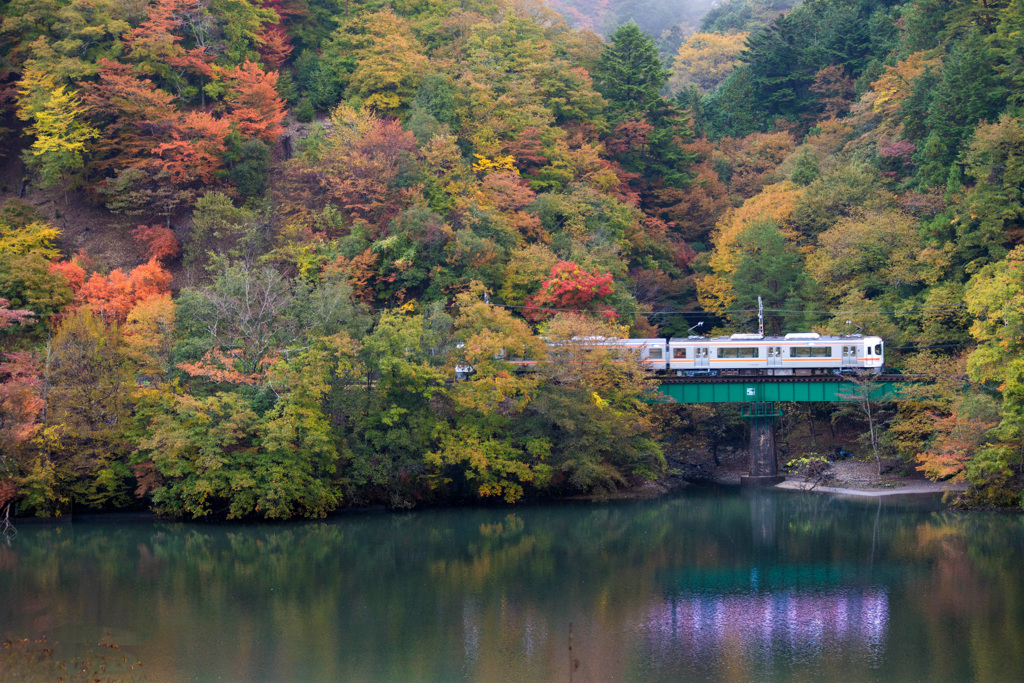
[861,336,884,373]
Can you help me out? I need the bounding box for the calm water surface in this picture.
[1,487,1023,682]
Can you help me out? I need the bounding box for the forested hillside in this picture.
[0,0,1021,518]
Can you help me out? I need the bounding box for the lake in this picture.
[1,487,1023,681]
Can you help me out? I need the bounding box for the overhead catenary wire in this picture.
[359,298,971,316]
[359,299,979,346]
[422,302,971,317]
[421,303,966,317]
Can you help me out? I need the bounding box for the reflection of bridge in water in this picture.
[643,488,896,664]
[653,375,908,485]
[641,587,890,662]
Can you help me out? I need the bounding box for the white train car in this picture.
[611,338,669,370]
[456,333,885,378]
[665,333,884,377]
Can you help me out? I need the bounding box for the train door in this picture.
[767,346,782,367]
[841,345,856,369]
[695,347,710,368]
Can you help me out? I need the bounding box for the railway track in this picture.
[656,374,909,385]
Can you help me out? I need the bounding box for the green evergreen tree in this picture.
[900,66,939,144]
[595,22,694,190]
[727,0,901,133]
[703,66,764,138]
[918,30,1006,185]
[729,220,811,334]
[898,0,952,54]
[791,148,820,186]
[594,21,670,117]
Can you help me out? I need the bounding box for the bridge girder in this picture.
[654,379,898,404]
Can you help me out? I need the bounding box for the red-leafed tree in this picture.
[524,261,618,321]
[222,61,286,144]
[505,127,550,172]
[0,302,43,504]
[605,118,653,158]
[133,224,180,262]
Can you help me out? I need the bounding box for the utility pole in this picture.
[758,296,764,337]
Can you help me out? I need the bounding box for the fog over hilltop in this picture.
[542,0,799,59]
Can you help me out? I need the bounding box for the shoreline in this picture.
[703,458,968,498]
[0,469,968,523]
[774,478,966,497]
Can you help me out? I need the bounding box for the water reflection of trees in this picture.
[0,494,1022,680]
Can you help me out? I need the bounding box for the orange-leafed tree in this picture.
[292,111,419,229]
[256,25,293,70]
[127,259,175,301]
[75,259,173,323]
[151,111,231,187]
[916,404,998,482]
[78,269,136,321]
[221,61,287,144]
[78,59,180,178]
[125,0,215,83]
[49,253,88,292]
[810,65,856,121]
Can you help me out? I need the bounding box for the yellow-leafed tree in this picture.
[669,32,749,94]
[17,85,98,189]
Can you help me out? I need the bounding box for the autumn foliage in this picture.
[51,255,173,323]
[524,261,617,321]
[221,61,287,143]
[133,225,180,263]
[8,0,1024,516]
[916,407,997,483]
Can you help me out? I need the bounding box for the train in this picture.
[457,333,884,379]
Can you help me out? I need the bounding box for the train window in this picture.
[718,347,759,359]
[649,348,663,360]
[673,348,686,359]
[791,346,832,358]
[875,344,882,355]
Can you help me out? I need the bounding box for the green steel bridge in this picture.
[652,374,909,485]
[653,374,904,404]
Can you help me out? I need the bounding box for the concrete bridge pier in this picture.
[740,402,785,487]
